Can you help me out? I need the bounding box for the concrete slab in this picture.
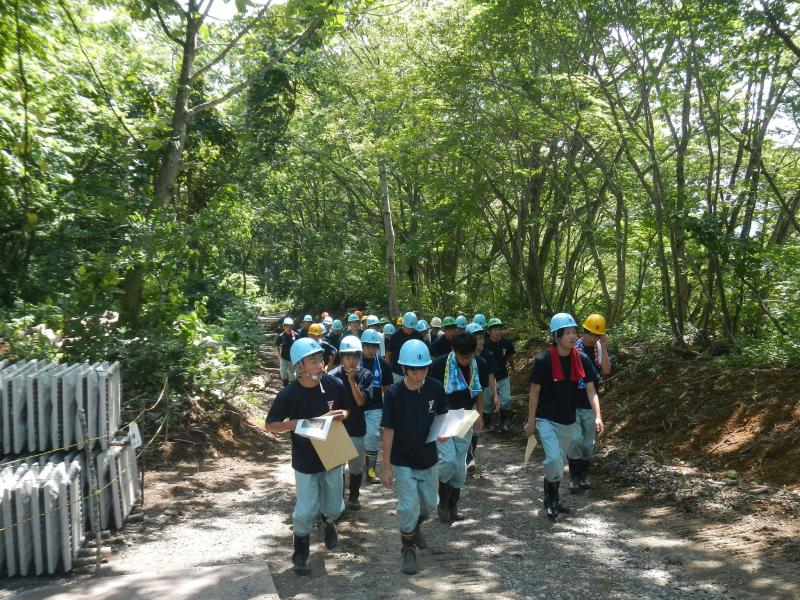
[13,562,279,600]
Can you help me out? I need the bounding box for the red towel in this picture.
[549,346,585,383]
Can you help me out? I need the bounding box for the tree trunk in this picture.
[379,160,399,316]
[154,11,199,208]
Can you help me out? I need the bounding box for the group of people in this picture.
[266,309,610,576]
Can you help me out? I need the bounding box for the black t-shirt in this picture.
[485,337,516,380]
[479,348,498,381]
[381,378,448,469]
[276,331,298,361]
[528,350,599,424]
[575,342,601,409]
[428,354,490,410]
[324,331,342,350]
[265,375,345,474]
[360,357,393,410]
[296,327,309,339]
[345,327,362,339]
[329,365,373,437]
[388,328,422,374]
[429,334,453,358]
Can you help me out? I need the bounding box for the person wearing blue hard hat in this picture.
[276,317,299,387]
[484,318,517,433]
[265,337,349,576]
[324,319,345,370]
[523,313,604,521]
[381,339,448,575]
[296,314,313,339]
[346,313,362,338]
[455,315,469,333]
[472,314,487,328]
[359,329,393,485]
[415,319,431,346]
[385,312,422,384]
[428,333,489,524]
[329,335,373,511]
[365,314,386,358]
[464,322,498,472]
[382,322,396,354]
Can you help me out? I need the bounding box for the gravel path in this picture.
[3,333,797,599]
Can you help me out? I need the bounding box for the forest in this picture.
[2,0,799,423]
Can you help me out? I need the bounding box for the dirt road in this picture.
[3,332,798,599]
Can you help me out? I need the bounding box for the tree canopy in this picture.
[2,0,800,411]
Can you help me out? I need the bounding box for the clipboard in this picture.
[310,419,358,471]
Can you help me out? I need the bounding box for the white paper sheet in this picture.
[295,415,334,441]
[426,409,465,443]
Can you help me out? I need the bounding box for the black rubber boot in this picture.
[401,531,418,575]
[414,517,428,549]
[437,482,453,523]
[322,516,338,549]
[555,480,571,515]
[348,474,362,510]
[292,535,311,575]
[545,478,559,521]
[499,410,510,432]
[483,412,493,431]
[466,435,478,473]
[568,459,581,493]
[448,486,464,522]
[365,452,380,484]
[579,459,591,489]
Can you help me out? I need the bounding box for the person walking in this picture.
[484,318,516,432]
[381,339,448,574]
[429,333,488,523]
[265,338,348,575]
[276,317,299,388]
[523,313,604,521]
[329,335,373,511]
[567,313,611,491]
[360,329,393,484]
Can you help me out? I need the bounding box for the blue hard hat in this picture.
[415,319,429,332]
[383,323,396,335]
[332,319,344,331]
[323,316,333,325]
[339,335,363,354]
[455,315,469,328]
[465,322,484,335]
[472,314,487,327]
[347,313,360,323]
[549,312,578,333]
[366,315,380,326]
[303,314,313,322]
[290,338,323,365]
[361,329,382,345]
[402,311,418,329]
[398,339,432,367]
